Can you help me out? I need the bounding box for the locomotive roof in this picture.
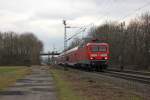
[86,42,108,46]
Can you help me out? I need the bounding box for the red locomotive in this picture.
[57,42,109,71]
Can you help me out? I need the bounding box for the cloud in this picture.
[0,0,149,52]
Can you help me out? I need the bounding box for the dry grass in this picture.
[50,67,144,100]
[50,67,84,100]
[0,66,31,90]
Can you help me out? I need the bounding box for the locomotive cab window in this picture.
[91,46,107,52]
[99,46,107,52]
[91,46,99,52]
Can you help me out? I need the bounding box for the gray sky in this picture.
[0,0,150,52]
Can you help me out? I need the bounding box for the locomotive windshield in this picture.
[91,46,107,52]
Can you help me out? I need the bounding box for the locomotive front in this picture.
[87,43,109,71]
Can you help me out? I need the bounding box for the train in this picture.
[57,42,110,71]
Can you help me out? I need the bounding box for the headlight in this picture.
[104,57,108,60]
[90,57,95,60]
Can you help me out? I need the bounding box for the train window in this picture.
[99,46,107,52]
[91,46,99,52]
[91,46,106,52]
[66,56,69,61]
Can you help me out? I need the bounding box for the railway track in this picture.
[103,69,150,85]
[107,69,150,76]
[59,65,150,85]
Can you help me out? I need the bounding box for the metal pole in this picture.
[120,22,125,71]
[48,51,50,65]
[63,20,68,70]
[64,21,67,52]
[62,20,80,70]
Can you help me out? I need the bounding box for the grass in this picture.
[50,67,145,100]
[0,66,31,90]
[50,68,84,100]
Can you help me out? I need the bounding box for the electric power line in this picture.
[66,23,95,42]
[68,0,119,41]
[88,1,150,25]
[120,1,150,21]
[66,27,86,41]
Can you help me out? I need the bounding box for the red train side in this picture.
[57,42,109,71]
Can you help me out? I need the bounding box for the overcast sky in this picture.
[0,0,150,52]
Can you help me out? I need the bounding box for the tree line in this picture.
[0,32,43,66]
[68,13,150,70]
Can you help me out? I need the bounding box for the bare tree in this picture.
[68,12,150,70]
[0,32,43,66]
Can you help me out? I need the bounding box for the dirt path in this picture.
[0,66,57,100]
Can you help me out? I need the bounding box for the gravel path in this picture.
[0,66,57,100]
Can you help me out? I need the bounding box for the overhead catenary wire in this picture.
[67,0,116,38]
[67,0,114,36]
[87,1,150,26]
[66,27,86,41]
[119,1,150,22]
[66,23,95,41]
[66,1,150,45]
